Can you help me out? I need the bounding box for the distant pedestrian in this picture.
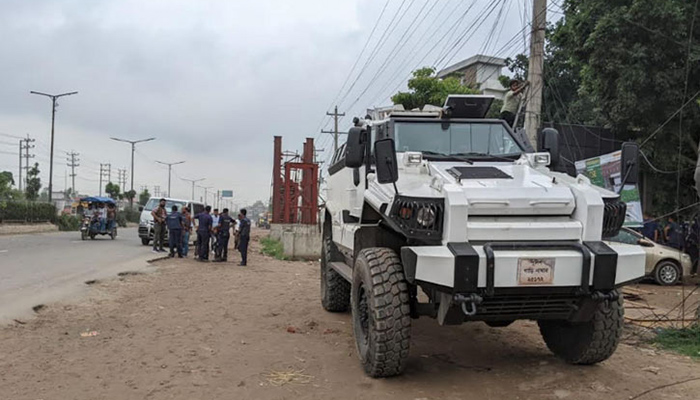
[665,216,682,250]
[215,208,235,262]
[166,205,185,258]
[181,206,193,257]
[194,205,213,261]
[500,79,529,128]
[641,213,659,242]
[211,209,220,255]
[237,208,251,266]
[151,198,167,253]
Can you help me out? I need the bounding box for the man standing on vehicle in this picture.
[194,205,213,261]
[215,208,235,262]
[237,208,251,266]
[166,205,185,258]
[151,198,167,253]
[500,79,529,128]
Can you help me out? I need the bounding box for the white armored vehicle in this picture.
[321,95,645,377]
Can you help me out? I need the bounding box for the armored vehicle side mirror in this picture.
[374,138,399,184]
[539,128,560,170]
[621,142,639,185]
[345,127,365,168]
[138,206,144,212]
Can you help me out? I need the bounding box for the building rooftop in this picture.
[436,54,507,78]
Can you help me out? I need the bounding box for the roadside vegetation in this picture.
[654,325,700,359]
[260,237,287,260]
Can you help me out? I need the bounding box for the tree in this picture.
[546,0,700,215]
[105,182,120,199]
[139,189,151,206]
[391,67,480,110]
[0,171,14,200]
[123,189,136,204]
[25,163,41,201]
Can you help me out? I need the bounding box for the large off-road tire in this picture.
[321,232,350,312]
[653,260,681,286]
[141,238,150,246]
[538,293,623,365]
[351,248,411,378]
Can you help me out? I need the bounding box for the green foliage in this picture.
[139,189,151,206]
[105,182,120,199]
[260,236,286,260]
[123,189,136,202]
[0,201,56,223]
[486,99,504,119]
[391,67,479,110]
[653,325,700,359]
[543,0,700,217]
[25,163,41,201]
[55,214,81,231]
[0,171,22,200]
[117,208,140,226]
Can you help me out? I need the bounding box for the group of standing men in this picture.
[150,198,251,266]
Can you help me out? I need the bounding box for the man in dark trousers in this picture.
[166,205,185,258]
[215,208,235,262]
[151,198,167,253]
[237,208,251,266]
[194,205,213,261]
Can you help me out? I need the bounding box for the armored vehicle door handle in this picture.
[469,200,510,206]
[529,200,571,206]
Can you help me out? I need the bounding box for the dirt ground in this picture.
[1,229,699,400]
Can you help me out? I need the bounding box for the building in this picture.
[436,54,507,99]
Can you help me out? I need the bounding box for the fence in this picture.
[0,200,57,223]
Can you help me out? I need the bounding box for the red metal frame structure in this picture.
[271,137,319,224]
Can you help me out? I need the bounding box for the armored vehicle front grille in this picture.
[473,292,576,320]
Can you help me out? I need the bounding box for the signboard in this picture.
[575,150,643,227]
[221,190,233,198]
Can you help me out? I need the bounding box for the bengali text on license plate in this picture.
[518,258,555,285]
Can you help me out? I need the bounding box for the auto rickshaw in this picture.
[79,196,118,240]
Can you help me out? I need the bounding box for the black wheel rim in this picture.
[357,284,370,346]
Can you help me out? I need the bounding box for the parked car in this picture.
[138,197,204,245]
[606,227,692,285]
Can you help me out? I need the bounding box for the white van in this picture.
[138,197,205,245]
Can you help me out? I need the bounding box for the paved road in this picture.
[0,228,155,323]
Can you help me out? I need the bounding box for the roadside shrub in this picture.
[119,208,141,223]
[56,214,82,231]
[0,201,56,223]
[260,237,287,260]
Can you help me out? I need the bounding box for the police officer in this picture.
[151,198,167,253]
[237,208,251,266]
[166,205,185,258]
[215,208,235,262]
[194,205,213,261]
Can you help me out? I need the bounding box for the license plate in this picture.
[518,258,555,285]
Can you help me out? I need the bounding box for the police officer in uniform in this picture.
[166,205,185,258]
[215,208,235,262]
[237,208,251,266]
[194,206,213,261]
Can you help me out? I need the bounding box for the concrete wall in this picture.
[269,223,321,260]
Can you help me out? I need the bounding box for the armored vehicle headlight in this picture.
[416,207,436,227]
[534,153,550,165]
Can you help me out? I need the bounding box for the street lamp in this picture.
[155,160,185,197]
[110,137,156,205]
[197,185,213,205]
[30,90,78,203]
[181,177,205,201]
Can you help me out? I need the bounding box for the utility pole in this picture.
[154,185,161,197]
[110,137,156,206]
[20,135,36,192]
[181,177,205,201]
[30,90,78,203]
[99,163,110,196]
[322,105,346,153]
[66,151,79,197]
[198,185,213,205]
[155,160,185,198]
[524,0,547,148]
[18,140,22,192]
[117,168,127,190]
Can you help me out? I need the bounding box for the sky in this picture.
[0,0,551,206]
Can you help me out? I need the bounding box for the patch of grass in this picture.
[260,237,287,260]
[653,325,700,359]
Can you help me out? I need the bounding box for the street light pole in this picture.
[30,90,78,203]
[110,137,156,205]
[197,185,213,205]
[181,177,205,201]
[155,160,185,197]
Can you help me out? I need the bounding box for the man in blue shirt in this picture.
[237,208,251,266]
[194,206,213,261]
[215,208,235,262]
[166,205,185,258]
[641,213,659,242]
